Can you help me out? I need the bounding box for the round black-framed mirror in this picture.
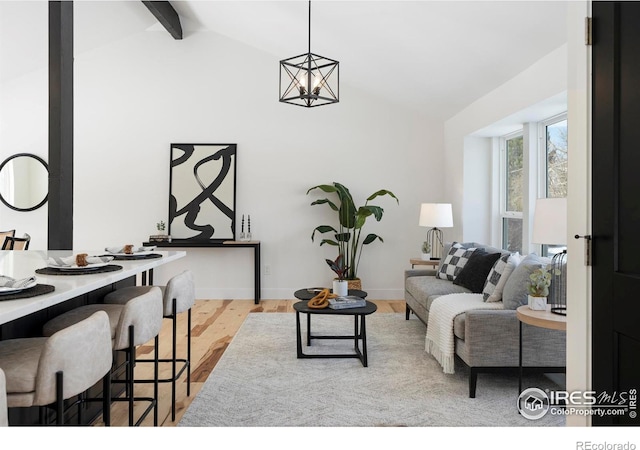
[0,153,49,212]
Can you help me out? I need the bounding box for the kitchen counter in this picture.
[0,250,186,326]
[0,249,187,425]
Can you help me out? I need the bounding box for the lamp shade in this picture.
[532,197,567,245]
[419,203,453,228]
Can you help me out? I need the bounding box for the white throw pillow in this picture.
[436,242,477,281]
[482,252,522,302]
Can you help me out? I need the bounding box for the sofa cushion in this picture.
[502,253,552,309]
[405,276,472,312]
[453,249,502,293]
[482,252,522,302]
[437,243,477,281]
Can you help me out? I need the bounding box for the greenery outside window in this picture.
[541,115,568,256]
[501,132,523,253]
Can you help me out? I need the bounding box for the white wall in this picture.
[65,27,443,299]
[461,136,492,243]
[0,1,48,249]
[565,0,591,427]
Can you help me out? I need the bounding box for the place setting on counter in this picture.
[0,274,55,300]
[35,253,122,275]
[102,244,163,260]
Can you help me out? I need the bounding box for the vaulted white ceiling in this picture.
[1,0,569,120]
[171,1,569,119]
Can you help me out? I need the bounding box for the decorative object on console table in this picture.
[169,143,236,243]
[150,219,171,243]
[419,203,453,260]
[531,197,567,315]
[149,234,171,243]
[308,181,398,291]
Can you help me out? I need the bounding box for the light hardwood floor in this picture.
[98,298,406,427]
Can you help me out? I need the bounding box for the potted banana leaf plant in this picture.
[307,182,399,289]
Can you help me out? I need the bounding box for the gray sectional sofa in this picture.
[404,242,566,397]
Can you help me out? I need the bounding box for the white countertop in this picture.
[0,250,186,325]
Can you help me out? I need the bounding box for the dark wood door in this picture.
[592,1,640,426]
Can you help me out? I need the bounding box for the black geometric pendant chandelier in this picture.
[279,1,339,107]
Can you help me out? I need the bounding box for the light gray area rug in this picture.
[179,313,565,427]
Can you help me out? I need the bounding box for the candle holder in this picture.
[246,215,252,241]
[239,214,247,241]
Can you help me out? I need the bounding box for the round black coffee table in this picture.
[293,287,368,301]
[293,299,376,367]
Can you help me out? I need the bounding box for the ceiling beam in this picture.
[142,1,182,40]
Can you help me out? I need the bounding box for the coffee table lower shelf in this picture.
[293,300,377,367]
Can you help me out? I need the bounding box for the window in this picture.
[541,115,568,256]
[501,133,523,253]
[497,114,568,254]
[544,117,568,198]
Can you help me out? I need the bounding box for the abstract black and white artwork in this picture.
[169,144,236,242]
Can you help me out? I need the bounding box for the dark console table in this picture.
[143,240,261,304]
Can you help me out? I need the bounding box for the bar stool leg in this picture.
[103,371,111,426]
[128,325,135,427]
[154,334,159,427]
[55,371,64,425]
[187,308,192,397]
[171,301,177,422]
[78,393,83,425]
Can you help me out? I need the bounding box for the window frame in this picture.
[537,113,568,199]
[537,113,568,256]
[499,130,524,252]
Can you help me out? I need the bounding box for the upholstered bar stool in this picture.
[0,368,8,427]
[104,270,195,421]
[0,311,112,426]
[42,287,163,426]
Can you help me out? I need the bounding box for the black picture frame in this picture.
[169,144,237,243]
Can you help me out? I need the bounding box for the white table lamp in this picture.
[532,197,568,315]
[532,197,567,246]
[419,203,453,260]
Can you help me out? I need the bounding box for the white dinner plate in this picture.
[0,281,38,295]
[49,262,110,271]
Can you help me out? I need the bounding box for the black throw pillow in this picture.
[453,249,502,293]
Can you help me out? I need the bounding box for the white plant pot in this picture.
[421,253,431,261]
[528,295,547,311]
[333,279,348,297]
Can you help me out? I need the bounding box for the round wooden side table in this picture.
[516,305,567,394]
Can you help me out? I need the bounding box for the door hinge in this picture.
[585,17,593,46]
[575,234,592,266]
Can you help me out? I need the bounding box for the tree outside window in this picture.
[504,135,523,253]
[546,119,568,198]
[543,118,568,256]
